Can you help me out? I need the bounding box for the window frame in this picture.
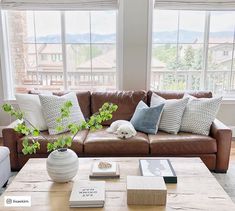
[148,7,235,97]
[0,9,121,100]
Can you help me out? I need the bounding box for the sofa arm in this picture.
[2,120,24,171]
[210,119,232,173]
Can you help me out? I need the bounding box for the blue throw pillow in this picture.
[130,101,165,134]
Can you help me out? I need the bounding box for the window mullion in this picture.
[89,11,93,90]
[229,24,235,91]
[202,11,210,90]
[61,11,68,91]
[33,12,40,87]
[176,10,180,87]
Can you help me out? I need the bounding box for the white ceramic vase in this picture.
[46,148,78,183]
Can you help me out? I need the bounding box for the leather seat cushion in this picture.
[150,131,217,155]
[84,128,149,155]
[17,130,88,154]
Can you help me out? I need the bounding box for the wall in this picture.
[0,1,235,137]
[217,103,235,136]
[122,0,149,90]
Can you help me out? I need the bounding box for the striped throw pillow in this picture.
[180,94,222,135]
[151,93,189,134]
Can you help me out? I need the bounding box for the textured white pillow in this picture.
[180,94,222,135]
[15,94,48,131]
[151,93,189,134]
[39,92,85,135]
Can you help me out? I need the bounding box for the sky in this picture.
[153,10,235,33]
[25,10,235,38]
[26,10,116,38]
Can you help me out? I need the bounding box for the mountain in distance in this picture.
[26,30,234,44]
[28,33,116,43]
[153,30,234,43]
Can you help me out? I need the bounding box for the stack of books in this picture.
[69,180,105,208]
[90,161,120,178]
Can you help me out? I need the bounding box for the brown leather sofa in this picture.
[2,90,232,173]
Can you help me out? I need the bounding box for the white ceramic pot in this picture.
[46,148,78,183]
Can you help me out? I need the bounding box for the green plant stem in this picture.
[23,118,49,142]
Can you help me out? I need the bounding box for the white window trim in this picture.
[0,10,14,100]
[146,0,154,90]
[0,9,120,99]
[147,8,235,96]
[116,0,123,90]
[60,11,68,91]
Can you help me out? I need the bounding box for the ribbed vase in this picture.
[46,148,78,183]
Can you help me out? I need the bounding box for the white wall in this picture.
[0,0,235,137]
[122,0,149,90]
[217,103,235,136]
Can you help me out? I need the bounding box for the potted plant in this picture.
[2,101,118,183]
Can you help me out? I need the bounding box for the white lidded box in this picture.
[127,176,167,205]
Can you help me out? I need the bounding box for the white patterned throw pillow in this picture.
[39,92,85,135]
[151,93,189,134]
[180,94,222,135]
[15,93,50,131]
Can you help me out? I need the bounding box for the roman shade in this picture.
[154,0,235,10]
[0,0,119,10]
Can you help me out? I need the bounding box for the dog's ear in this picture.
[113,130,119,135]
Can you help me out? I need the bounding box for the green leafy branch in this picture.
[47,102,118,152]
[2,101,118,155]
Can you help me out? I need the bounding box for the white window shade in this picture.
[154,0,235,10]
[0,0,119,10]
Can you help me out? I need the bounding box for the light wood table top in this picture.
[1,157,235,210]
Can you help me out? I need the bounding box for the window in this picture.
[151,10,235,95]
[5,10,117,93]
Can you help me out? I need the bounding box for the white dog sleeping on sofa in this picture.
[106,120,137,139]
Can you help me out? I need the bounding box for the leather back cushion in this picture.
[29,90,91,120]
[91,91,147,126]
[147,91,212,105]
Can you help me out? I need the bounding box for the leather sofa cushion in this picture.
[147,91,212,105]
[84,128,149,155]
[17,130,88,154]
[91,91,147,125]
[29,90,91,119]
[149,131,217,155]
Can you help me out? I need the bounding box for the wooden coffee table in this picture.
[0,157,235,210]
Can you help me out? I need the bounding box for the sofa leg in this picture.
[3,181,8,188]
[214,170,227,174]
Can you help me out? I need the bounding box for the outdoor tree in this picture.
[184,45,195,70]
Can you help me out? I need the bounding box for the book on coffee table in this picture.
[69,180,105,208]
[139,159,177,183]
[89,161,120,179]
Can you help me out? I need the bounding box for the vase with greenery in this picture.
[2,101,118,182]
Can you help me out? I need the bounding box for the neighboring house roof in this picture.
[39,44,61,54]
[26,43,61,54]
[78,49,116,69]
[209,43,233,50]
